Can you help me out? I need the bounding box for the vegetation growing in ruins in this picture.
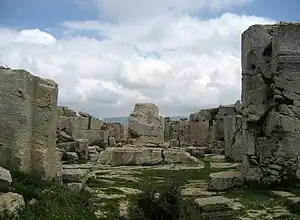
[7,170,98,220]
[126,184,192,220]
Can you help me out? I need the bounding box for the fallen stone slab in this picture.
[62,152,78,163]
[0,167,12,190]
[194,196,235,219]
[186,146,209,157]
[98,147,199,166]
[181,188,217,197]
[271,190,296,198]
[210,162,240,169]
[61,169,94,184]
[204,154,226,162]
[111,187,142,195]
[208,171,244,191]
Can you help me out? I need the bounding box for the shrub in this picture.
[126,183,190,220]
[8,169,98,220]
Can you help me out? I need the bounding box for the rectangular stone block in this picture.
[70,117,89,130]
[0,69,60,180]
[57,115,71,132]
[90,117,103,130]
[272,22,300,56]
[31,76,59,179]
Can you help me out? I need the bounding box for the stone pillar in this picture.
[0,69,60,180]
[241,23,300,184]
[128,103,164,145]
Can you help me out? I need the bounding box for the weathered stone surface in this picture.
[194,196,235,219]
[186,146,209,157]
[61,169,94,183]
[57,106,76,117]
[0,69,60,180]
[241,23,300,184]
[128,103,164,144]
[62,152,78,163]
[98,147,198,166]
[271,190,296,198]
[57,131,73,142]
[56,142,76,152]
[0,192,25,220]
[224,116,243,162]
[75,139,89,160]
[0,167,12,190]
[208,171,244,191]
[108,137,116,146]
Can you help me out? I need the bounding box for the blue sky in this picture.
[1,0,299,30]
[0,0,299,118]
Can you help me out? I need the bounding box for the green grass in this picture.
[9,160,300,220]
[87,163,300,220]
[7,169,99,220]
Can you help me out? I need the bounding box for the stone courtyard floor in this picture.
[65,156,300,219]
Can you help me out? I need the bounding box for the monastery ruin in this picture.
[1,22,300,219]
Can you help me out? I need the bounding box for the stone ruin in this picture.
[128,103,164,145]
[0,69,61,180]
[241,22,300,184]
[2,21,300,220]
[0,22,300,186]
[164,101,243,162]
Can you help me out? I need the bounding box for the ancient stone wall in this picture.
[57,107,126,145]
[0,69,61,180]
[241,23,300,183]
[162,102,242,159]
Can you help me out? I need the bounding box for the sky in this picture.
[0,0,298,118]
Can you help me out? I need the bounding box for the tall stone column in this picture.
[241,23,300,184]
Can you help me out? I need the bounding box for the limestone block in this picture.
[128,103,164,144]
[61,169,93,183]
[218,106,237,117]
[79,111,90,117]
[57,131,73,142]
[70,117,89,130]
[241,23,300,184]
[62,152,78,163]
[0,69,60,180]
[56,142,76,152]
[194,196,235,219]
[163,149,198,164]
[90,117,103,130]
[108,137,116,146]
[208,171,244,191]
[186,146,209,157]
[98,147,198,166]
[57,116,71,132]
[75,139,89,160]
[63,108,76,117]
[71,129,108,143]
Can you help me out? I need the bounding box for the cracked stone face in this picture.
[241,22,300,184]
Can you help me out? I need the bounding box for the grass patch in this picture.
[7,169,99,220]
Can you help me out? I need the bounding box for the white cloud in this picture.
[0,5,275,118]
[88,0,254,22]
